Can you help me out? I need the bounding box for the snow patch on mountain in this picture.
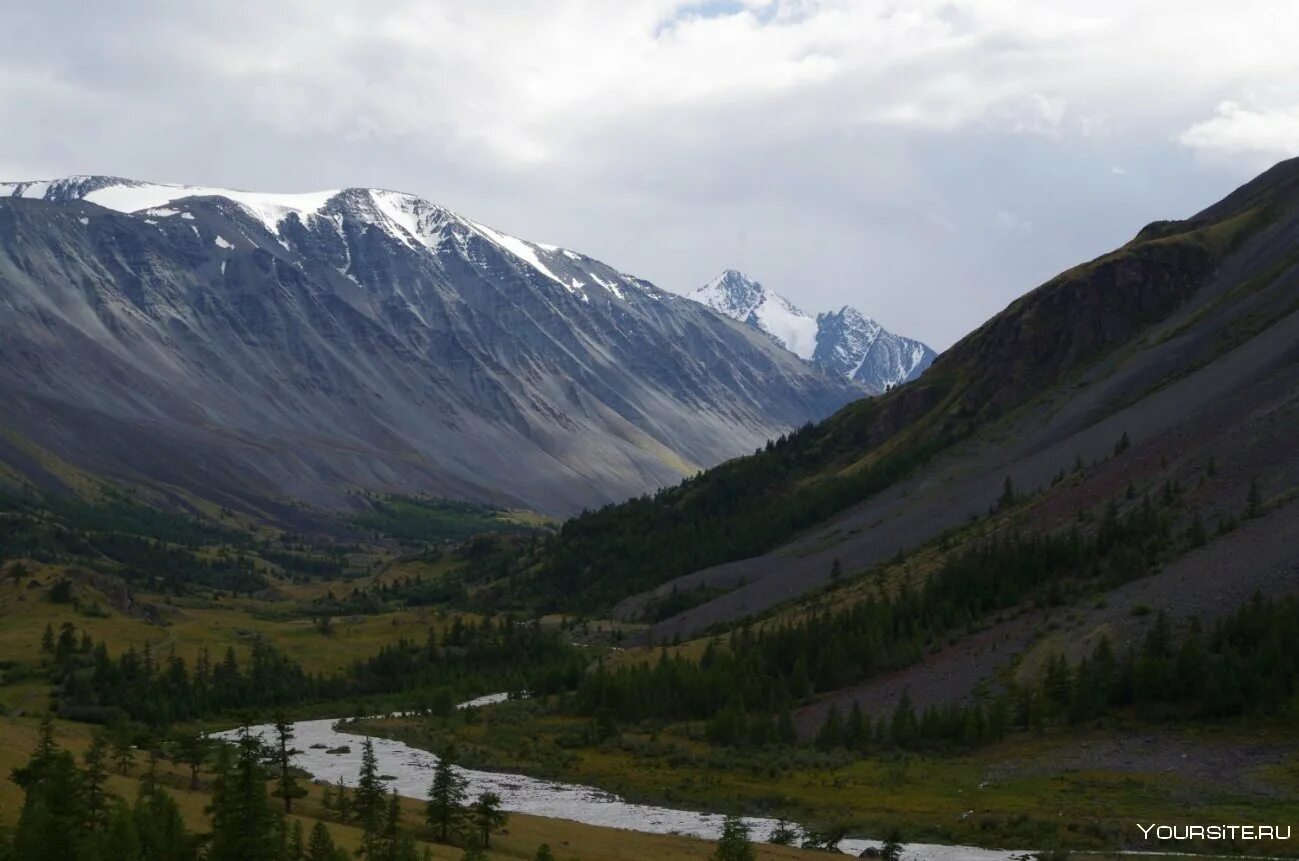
[2,176,629,302]
[692,270,935,393]
[694,270,819,359]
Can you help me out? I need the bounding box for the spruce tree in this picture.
[271,715,306,813]
[83,732,110,830]
[353,737,386,841]
[815,705,843,750]
[172,729,212,791]
[425,750,468,842]
[133,776,198,861]
[10,723,85,861]
[288,819,305,861]
[111,732,135,774]
[334,776,352,823]
[1247,478,1263,518]
[306,822,346,861]
[768,819,798,845]
[470,791,507,849]
[208,730,282,861]
[712,815,755,861]
[880,827,905,861]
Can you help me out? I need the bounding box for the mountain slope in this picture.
[0,176,863,516]
[516,157,1299,620]
[692,269,934,393]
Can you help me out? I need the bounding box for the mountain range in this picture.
[692,269,934,394]
[0,176,864,516]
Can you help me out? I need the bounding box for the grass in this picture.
[0,564,487,689]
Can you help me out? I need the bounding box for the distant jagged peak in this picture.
[694,269,768,319]
[692,269,819,359]
[691,269,934,391]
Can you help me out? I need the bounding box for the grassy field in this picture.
[361,703,1299,858]
[0,715,836,861]
[0,563,481,685]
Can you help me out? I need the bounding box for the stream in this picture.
[213,695,1030,861]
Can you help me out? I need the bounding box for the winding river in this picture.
[214,695,1029,861]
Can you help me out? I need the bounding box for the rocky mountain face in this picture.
[691,270,934,394]
[0,177,863,515]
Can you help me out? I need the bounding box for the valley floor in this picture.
[359,706,1299,858]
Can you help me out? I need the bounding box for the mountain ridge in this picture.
[691,269,935,394]
[0,176,864,516]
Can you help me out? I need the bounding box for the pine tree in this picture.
[775,708,797,745]
[998,475,1016,510]
[426,750,468,842]
[172,729,212,791]
[534,844,556,861]
[880,827,905,861]
[306,822,346,861]
[815,705,844,750]
[10,721,85,861]
[208,730,282,861]
[83,732,111,830]
[471,791,507,849]
[288,819,306,861]
[272,715,306,813]
[354,737,386,841]
[320,781,335,815]
[111,732,135,774]
[713,815,755,861]
[768,819,798,845]
[334,776,352,823]
[134,775,198,861]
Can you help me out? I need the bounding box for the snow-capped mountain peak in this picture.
[0,176,633,301]
[692,270,935,394]
[692,270,819,360]
[0,176,862,515]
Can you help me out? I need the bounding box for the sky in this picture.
[2,1,1298,350]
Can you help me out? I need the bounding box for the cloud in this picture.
[1179,101,1299,156]
[0,1,1296,349]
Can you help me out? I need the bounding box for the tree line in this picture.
[814,594,1299,752]
[46,616,585,726]
[570,485,1195,747]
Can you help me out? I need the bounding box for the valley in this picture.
[3,159,1299,860]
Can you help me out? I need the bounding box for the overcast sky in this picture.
[3,1,1298,349]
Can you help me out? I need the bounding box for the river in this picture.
[213,695,1030,861]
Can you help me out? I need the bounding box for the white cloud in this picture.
[1178,101,1299,156]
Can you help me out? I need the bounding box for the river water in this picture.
[213,695,1029,861]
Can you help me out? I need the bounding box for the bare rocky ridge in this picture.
[0,178,864,515]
